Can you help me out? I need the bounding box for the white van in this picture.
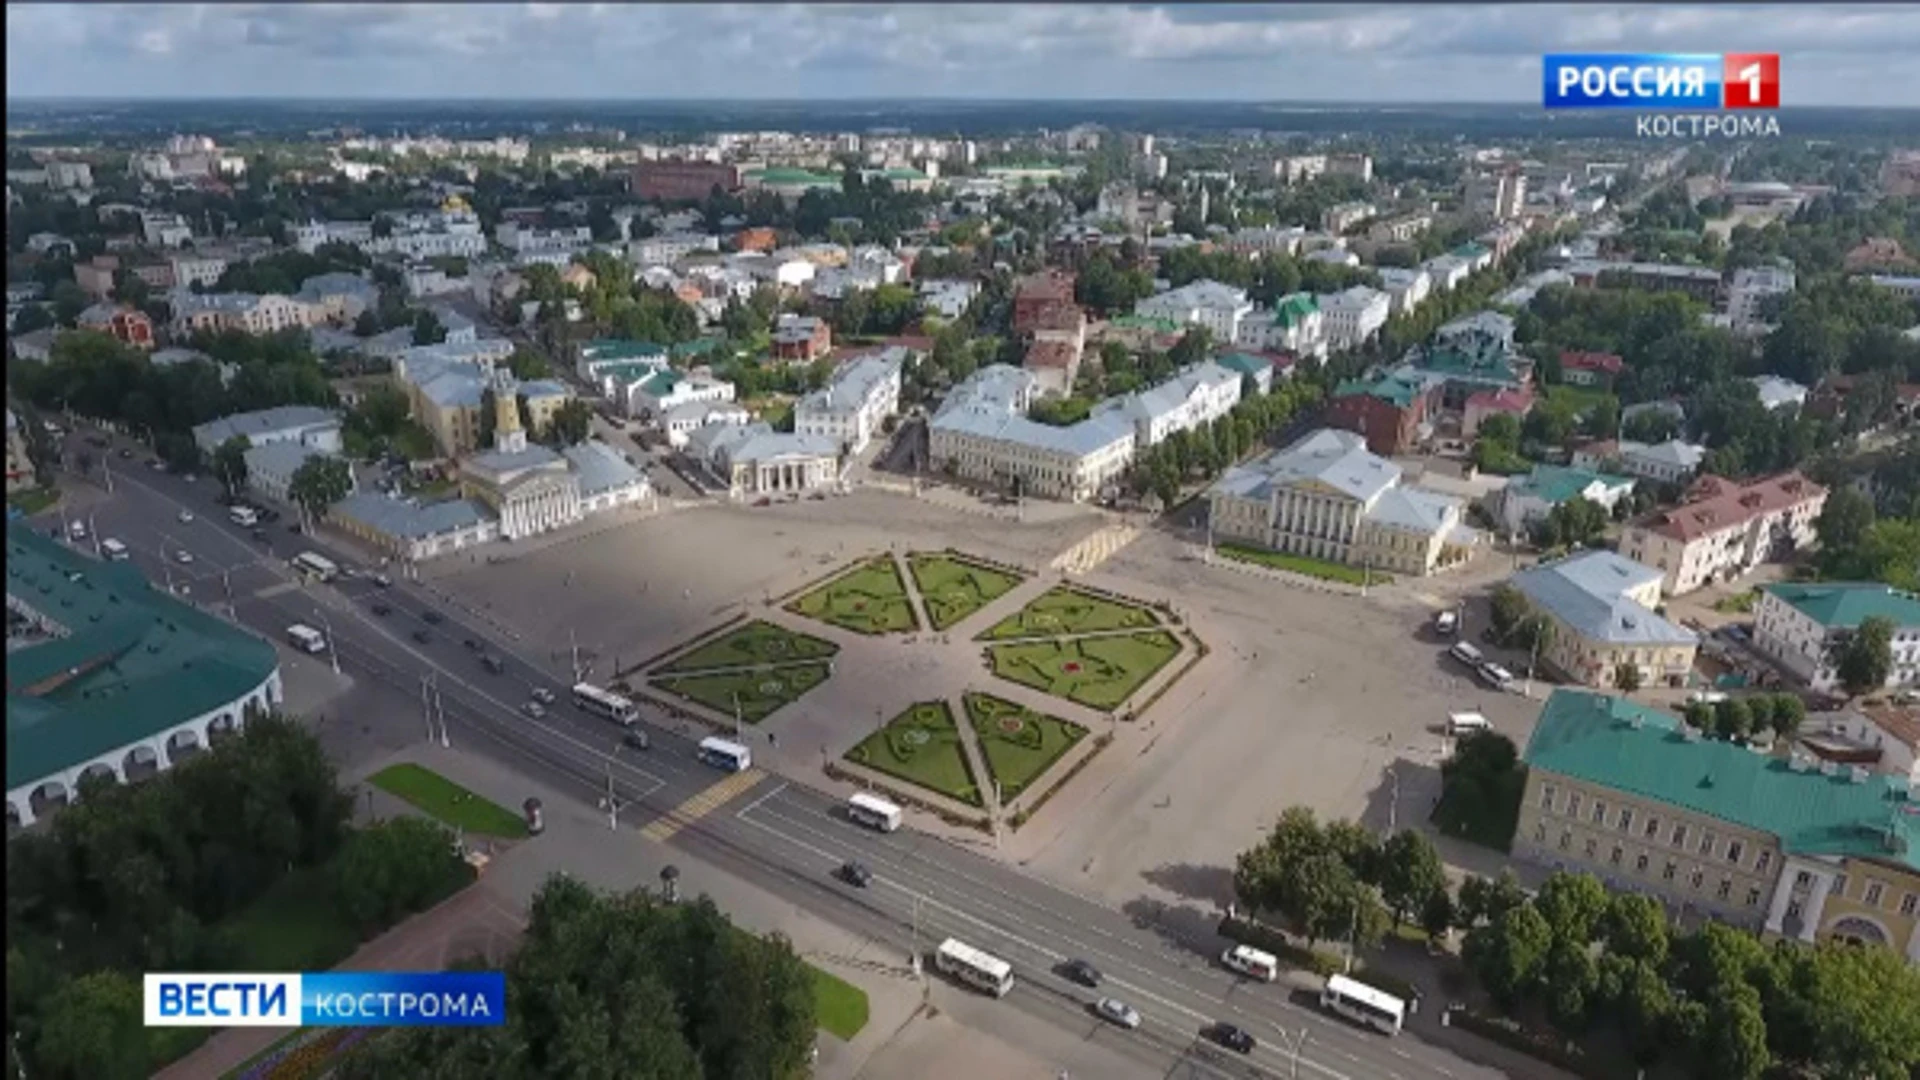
[1478,663,1516,691]
[1447,711,1492,736]
[66,519,88,541]
[1221,944,1279,983]
[229,505,260,527]
[847,792,903,833]
[286,624,327,654]
[100,538,130,561]
[1447,641,1484,668]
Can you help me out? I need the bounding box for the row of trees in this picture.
[1126,376,1325,509]
[1679,693,1808,741]
[337,878,818,1080]
[1815,487,1920,592]
[1233,807,1446,951]
[8,718,473,1080]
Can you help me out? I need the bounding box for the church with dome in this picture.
[458,369,650,540]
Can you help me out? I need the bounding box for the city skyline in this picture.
[7,3,1920,108]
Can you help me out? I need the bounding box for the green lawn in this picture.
[655,619,840,674]
[1544,384,1614,418]
[908,553,1025,632]
[7,486,59,516]
[787,557,919,635]
[369,763,530,838]
[978,585,1159,641]
[986,630,1183,711]
[1216,543,1389,586]
[809,966,871,1041]
[842,701,983,806]
[962,692,1088,802]
[650,662,832,723]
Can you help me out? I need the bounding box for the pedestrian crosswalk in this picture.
[1050,523,1141,576]
[639,767,764,842]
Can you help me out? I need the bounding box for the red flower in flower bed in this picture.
[1062,661,1082,673]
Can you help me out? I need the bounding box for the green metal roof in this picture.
[1760,583,1920,630]
[1215,353,1271,378]
[6,524,280,790]
[581,338,665,361]
[1335,372,1425,409]
[1524,690,1920,871]
[1107,315,1184,333]
[670,337,724,359]
[749,168,840,187]
[638,370,683,395]
[1513,465,1635,505]
[1273,292,1319,328]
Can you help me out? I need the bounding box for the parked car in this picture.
[1434,609,1459,636]
[1207,1023,1255,1054]
[174,550,194,564]
[250,528,268,542]
[116,447,132,459]
[1477,662,1516,691]
[371,573,392,588]
[1061,959,1103,988]
[1095,998,1142,1030]
[838,861,872,888]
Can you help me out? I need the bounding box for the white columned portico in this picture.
[1798,871,1835,942]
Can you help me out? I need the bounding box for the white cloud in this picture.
[5,2,1917,105]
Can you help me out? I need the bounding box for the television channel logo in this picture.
[1543,54,1780,110]
[144,972,507,1028]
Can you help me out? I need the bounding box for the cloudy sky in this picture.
[7,3,1918,106]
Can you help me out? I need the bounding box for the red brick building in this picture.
[630,161,743,202]
[1013,271,1078,337]
[772,314,832,363]
[1324,375,1427,456]
[76,303,155,351]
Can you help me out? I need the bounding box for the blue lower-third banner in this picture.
[144,971,507,1027]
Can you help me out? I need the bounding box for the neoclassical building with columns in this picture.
[1514,690,1920,966]
[6,524,283,829]
[459,370,649,541]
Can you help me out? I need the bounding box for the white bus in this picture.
[934,938,1014,997]
[286,624,328,654]
[229,505,260,527]
[698,736,752,773]
[847,792,902,833]
[1321,974,1406,1035]
[292,551,339,582]
[100,538,130,561]
[572,682,638,725]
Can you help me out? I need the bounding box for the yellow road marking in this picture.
[640,767,765,842]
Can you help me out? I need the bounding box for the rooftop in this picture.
[1509,464,1633,504]
[332,492,493,540]
[5,525,279,790]
[560,440,646,498]
[1761,583,1920,630]
[1513,550,1695,646]
[1211,428,1400,505]
[1525,689,1918,871]
[1640,471,1826,542]
[797,347,907,416]
[192,406,339,448]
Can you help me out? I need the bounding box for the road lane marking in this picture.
[732,804,1367,1080]
[641,768,766,842]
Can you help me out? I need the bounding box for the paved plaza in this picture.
[426,489,1545,913]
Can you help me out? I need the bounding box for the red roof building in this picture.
[1620,471,1828,594]
[1559,350,1625,389]
[1013,271,1078,337]
[1463,386,1536,438]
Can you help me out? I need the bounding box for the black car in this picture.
[250,528,268,542]
[1062,959,1103,988]
[1207,1023,1256,1054]
[481,655,505,674]
[421,610,444,625]
[371,602,392,616]
[411,629,432,644]
[622,730,650,752]
[838,861,872,888]
[259,508,281,523]
[464,637,482,651]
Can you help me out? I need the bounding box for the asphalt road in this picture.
[43,427,1513,1080]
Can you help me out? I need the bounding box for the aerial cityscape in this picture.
[6,4,1920,1079]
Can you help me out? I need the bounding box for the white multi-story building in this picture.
[928,365,1135,503]
[1728,265,1796,333]
[919,279,979,320]
[140,212,193,248]
[1224,225,1308,256]
[169,253,228,290]
[1134,279,1255,342]
[1321,201,1376,234]
[1317,286,1391,351]
[1867,275,1920,303]
[1207,428,1479,577]
[1752,583,1920,693]
[1234,293,1326,359]
[686,422,842,498]
[1620,472,1829,595]
[630,232,720,267]
[793,347,906,454]
[171,291,324,336]
[1572,438,1708,485]
[1094,362,1242,451]
[1377,267,1432,316]
[1421,254,1473,293]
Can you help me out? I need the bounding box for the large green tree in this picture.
[1835,615,1895,695]
[287,454,354,527]
[211,435,251,497]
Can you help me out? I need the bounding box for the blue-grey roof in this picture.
[430,306,476,334]
[931,364,1134,458]
[1210,428,1399,504]
[332,492,492,540]
[1512,550,1696,646]
[1099,361,1239,430]
[243,441,326,479]
[689,422,839,465]
[192,406,340,449]
[797,348,907,417]
[560,441,645,498]
[519,379,569,401]
[467,445,564,474]
[1367,486,1461,533]
[419,367,486,409]
[297,272,377,302]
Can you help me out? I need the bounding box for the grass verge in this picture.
[1216,542,1388,586]
[368,763,530,838]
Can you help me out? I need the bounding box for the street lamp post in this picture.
[313,608,340,675]
[731,692,744,741]
[1388,764,1401,834]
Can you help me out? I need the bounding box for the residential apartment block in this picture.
[1207,428,1479,577]
[1620,472,1828,595]
[1233,292,1326,360]
[171,291,324,336]
[1134,279,1254,342]
[1316,286,1391,352]
[1514,690,1920,963]
[1752,583,1920,693]
[1511,551,1698,688]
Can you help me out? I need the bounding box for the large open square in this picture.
[651,662,835,724]
[907,552,1026,633]
[652,618,840,674]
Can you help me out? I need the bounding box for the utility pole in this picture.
[420,674,438,745]
[314,608,341,675]
[732,692,744,741]
[570,627,583,683]
[434,684,451,748]
[1388,764,1401,834]
[605,761,621,831]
